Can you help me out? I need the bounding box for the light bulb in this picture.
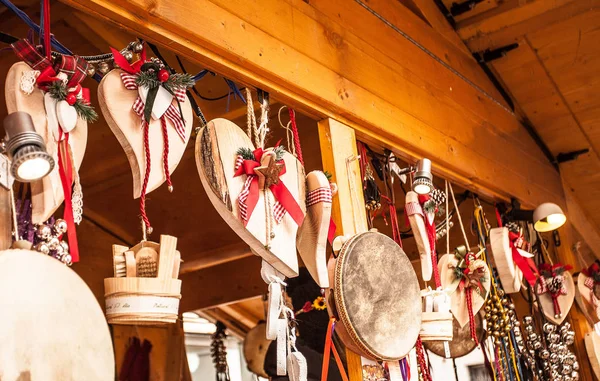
[413,183,432,195]
[16,157,52,181]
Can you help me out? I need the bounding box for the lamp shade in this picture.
[533,202,566,232]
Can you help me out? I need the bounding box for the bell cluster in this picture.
[516,316,578,381]
[86,41,145,76]
[484,288,517,345]
[33,219,72,266]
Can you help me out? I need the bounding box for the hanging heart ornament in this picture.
[5,61,88,223]
[537,263,575,325]
[439,251,491,327]
[195,118,306,277]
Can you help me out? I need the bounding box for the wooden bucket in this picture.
[104,235,182,325]
[420,312,453,341]
[419,289,453,341]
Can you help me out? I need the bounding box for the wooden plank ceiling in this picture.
[434,0,600,250]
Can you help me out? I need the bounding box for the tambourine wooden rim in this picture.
[332,231,421,361]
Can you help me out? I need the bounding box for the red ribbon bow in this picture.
[111,47,146,75]
[537,263,572,317]
[508,231,539,287]
[234,147,304,227]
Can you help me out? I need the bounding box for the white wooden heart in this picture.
[98,69,193,199]
[56,100,78,133]
[195,118,305,277]
[138,85,173,120]
[538,271,575,325]
[5,62,88,223]
[439,253,491,328]
[489,227,523,294]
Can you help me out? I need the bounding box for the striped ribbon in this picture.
[120,72,187,141]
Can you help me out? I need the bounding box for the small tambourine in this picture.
[326,231,421,360]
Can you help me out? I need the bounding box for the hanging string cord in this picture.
[257,91,269,148]
[537,231,555,265]
[140,121,152,238]
[449,183,470,249]
[277,106,298,159]
[245,88,261,147]
[160,117,173,191]
[289,109,303,165]
[446,180,450,255]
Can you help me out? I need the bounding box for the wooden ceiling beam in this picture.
[179,255,266,312]
[180,242,253,274]
[459,0,600,51]
[409,0,472,56]
[59,0,564,209]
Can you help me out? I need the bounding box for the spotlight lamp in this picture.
[412,158,433,195]
[391,157,433,195]
[508,200,567,232]
[1,112,54,183]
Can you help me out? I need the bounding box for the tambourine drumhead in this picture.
[334,232,421,360]
[0,249,114,380]
[243,322,271,378]
[424,314,485,358]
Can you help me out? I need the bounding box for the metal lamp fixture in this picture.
[391,157,433,195]
[509,201,567,232]
[2,112,54,182]
[412,158,433,195]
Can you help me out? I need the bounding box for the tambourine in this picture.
[326,231,421,360]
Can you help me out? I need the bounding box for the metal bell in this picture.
[55,219,68,234]
[36,224,52,239]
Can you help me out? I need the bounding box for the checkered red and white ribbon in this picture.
[237,155,286,224]
[405,201,424,217]
[120,72,187,141]
[306,187,332,207]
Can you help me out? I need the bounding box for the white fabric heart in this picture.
[138,85,173,120]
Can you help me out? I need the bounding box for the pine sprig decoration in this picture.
[135,70,161,89]
[47,81,67,100]
[236,147,255,160]
[165,73,195,90]
[73,100,98,122]
[423,200,436,215]
[47,82,97,123]
[324,171,333,181]
[273,145,286,161]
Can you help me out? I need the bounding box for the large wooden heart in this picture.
[538,271,575,325]
[5,62,88,223]
[195,118,305,277]
[98,69,193,199]
[439,253,491,328]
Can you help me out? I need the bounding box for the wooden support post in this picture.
[552,223,595,381]
[318,118,366,381]
[0,188,10,250]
